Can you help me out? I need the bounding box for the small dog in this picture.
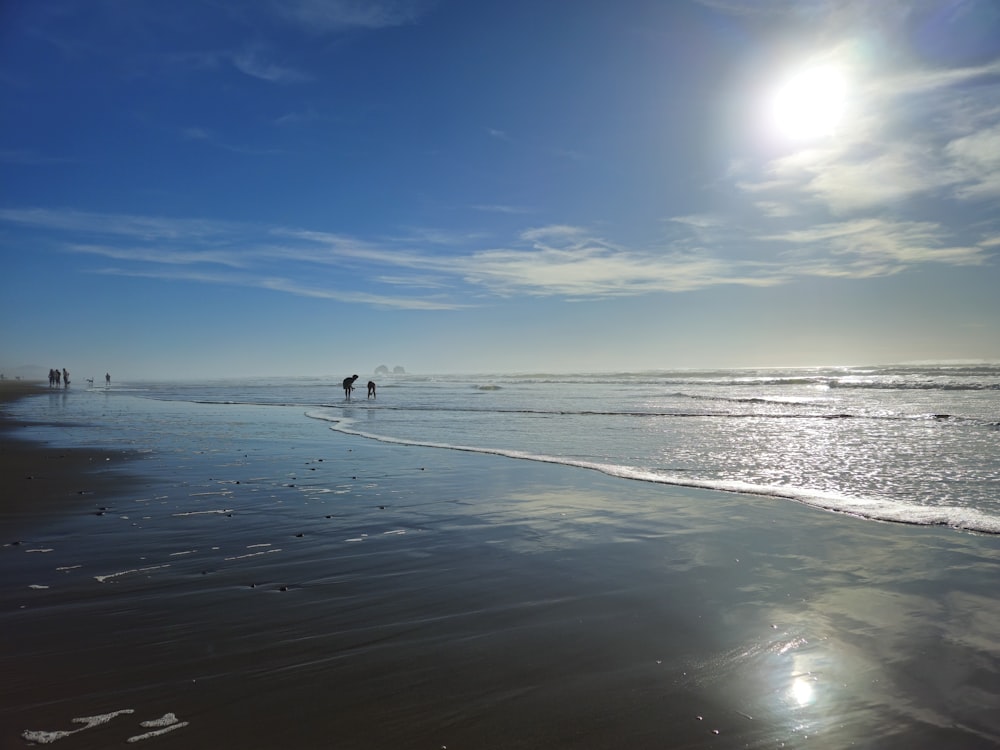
[367,381,376,399]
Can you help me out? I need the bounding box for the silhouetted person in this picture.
[367,380,376,399]
[62,368,70,387]
[343,374,359,401]
[106,372,111,387]
[49,369,56,387]
[54,369,61,386]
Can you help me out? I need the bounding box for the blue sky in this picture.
[2,0,999,379]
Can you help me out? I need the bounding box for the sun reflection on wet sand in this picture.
[791,675,815,706]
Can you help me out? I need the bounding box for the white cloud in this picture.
[93,267,464,310]
[2,208,993,309]
[65,243,249,268]
[779,144,937,214]
[0,207,243,241]
[669,214,726,229]
[453,244,775,297]
[471,204,533,215]
[945,124,1000,199]
[764,218,989,269]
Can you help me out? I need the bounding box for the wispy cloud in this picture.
[946,124,1000,199]
[93,268,464,310]
[0,207,244,241]
[178,126,286,156]
[762,218,989,269]
[231,49,310,83]
[471,204,533,215]
[271,0,431,32]
[65,243,249,268]
[2,207,994,309]
[181,127,211,141]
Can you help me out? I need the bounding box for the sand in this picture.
[2,384,999,749]
[0,383,142,532]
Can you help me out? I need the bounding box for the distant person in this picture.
[49,369,55,387]
[367,380,376,399]
[343,374,359,401]
[62,368,70,387]
[106,372,111,387]
[54,369,61,386]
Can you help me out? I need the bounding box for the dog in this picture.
[367,381,376,399]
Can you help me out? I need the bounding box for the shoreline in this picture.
[2,385,999,748]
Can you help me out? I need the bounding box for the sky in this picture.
[2,0,999,379]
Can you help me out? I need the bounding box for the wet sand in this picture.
[0,383,142,532]
[2,385,999,749]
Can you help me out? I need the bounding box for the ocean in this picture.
[11,363,1000,535]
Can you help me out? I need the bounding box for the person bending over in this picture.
[343,374,359,400]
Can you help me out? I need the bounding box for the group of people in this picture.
[47,370,112,388]
[48,368,70,387]
[342,374,377,401]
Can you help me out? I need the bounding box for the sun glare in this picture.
[769,64,847,141]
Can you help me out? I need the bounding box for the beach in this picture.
[2,383,1000,749]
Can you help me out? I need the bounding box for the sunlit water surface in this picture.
[12,364,1000,534]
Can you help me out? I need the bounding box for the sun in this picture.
[768,64,847,141]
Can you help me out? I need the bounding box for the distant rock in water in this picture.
[393,365,406,374]
[375,365,389,375]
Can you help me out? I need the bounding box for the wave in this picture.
[828,380,1000,391]
[677,391,828,407]
[303,402,994,427]
[135,392,995,431]
[305,411,1000,535]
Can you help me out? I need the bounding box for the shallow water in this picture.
[12,363,1000,533]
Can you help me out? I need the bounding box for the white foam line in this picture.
[383,529,406,535]
[246,543,272,548]
[189,491,233,497]
[172,509,233,516]
[94,564,170,583]
[224,548,282,561]
[29,584,49,590]
[168,550,197,557]
[23,709,134,744]
[138,713,180,728]
[26,548,54,553]
[127,722,189,743]
[56,565,81,571]
[310,412,1000,535]
[125,714,186,743]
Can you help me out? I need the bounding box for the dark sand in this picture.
[1,383,142,532]
[2,384,999,749]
